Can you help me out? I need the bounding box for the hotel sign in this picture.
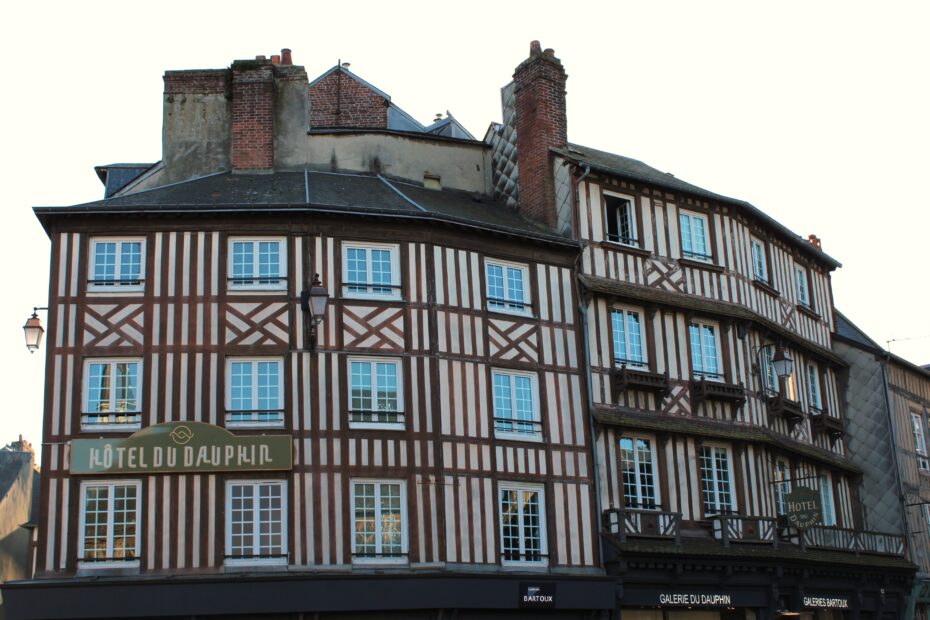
[70,422,292,474]
[785,486,822,529]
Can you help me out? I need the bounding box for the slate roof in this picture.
[34,170,575,247]
[834,310,930,378]
[554,143,841,269]
[605,535,916,570]
[593,406,860,473]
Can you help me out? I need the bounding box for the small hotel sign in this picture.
[785,486,822,529]
[70,422,292,474]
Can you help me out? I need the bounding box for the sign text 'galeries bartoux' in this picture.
[70,422,293,474]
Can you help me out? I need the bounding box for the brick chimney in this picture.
[231,59,275,171]
[513,40,568,229]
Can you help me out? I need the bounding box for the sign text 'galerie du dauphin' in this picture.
[70,422,293,474]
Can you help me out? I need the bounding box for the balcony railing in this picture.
[612,365,671,401]
[603,507,681,543]
[766,394,805,428]
[691,376,746,413]
[809,410,844,439]
[604,510,905,557]
[710,514,777,547]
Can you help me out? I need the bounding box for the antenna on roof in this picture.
[886,334,930,352]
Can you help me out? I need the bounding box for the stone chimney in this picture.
[512,40,568,229]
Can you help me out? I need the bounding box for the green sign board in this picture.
[70,422,292,474]
[785,486,822,529]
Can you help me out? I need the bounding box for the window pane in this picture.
[506,266,524,308]
[354,483,376,555]
[370,249,392,294]
[500,489,521,560]
[626,312,643,364]
[87,363,111,413]
[351,362,372,411]
[520,490,542,561]
[679,214,692,254]
[114,362,138,412]
[375,363,398,412]
[379,483,402,554]
[120,242,142,282]
[257,362,279,411]
[94,242,116,283]
[82,486,109,559]
[701,326,718,375]
[692,217,707,256]
[232,242,253,281]
[819,475,836,526]
[486,264,504,307]
[347,248,368,293]
[493,373,512,419]
[257,242,280,284]
[612,310,627,362]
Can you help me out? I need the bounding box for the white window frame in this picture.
[224,480,288,567]
[88,237,145,293]
[227,237,287,292]
[794,264,812,309]
[761,346,780,396]
[225,357,285,428]
[913,413,930,472]
[774,459,791,516]
[807,363,823,412]
[603,191,639,247]
[819,473,837,527]
[78,479,142,569]
[689,320,723,381]
[348,357,404,430]
[699,444,737,516]
[678,210,712,262]
[491,369,542,442]
[498,481,548,566]
[484,258,532,316]
[611,306,647,368]
[342,242,401,300]
[619,434,660,510]
[749,236,769,284]
[82,358,143,431]
[350,479,408,565]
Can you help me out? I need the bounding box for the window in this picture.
[700,445,735,515]
[604,192,638,246]
[226,358,284,428]
[912,413,930,472]
[89,238,144,291]
[619,436,658,509]
[689,321,722,380]
[611,307,646,368]
[228,238,286,290]
[351,480,406,563]
[807,364,823,412]
[79,481,140,566]
[750,237,769,283]
[492,370,541,441]
[819,473,836,526]
[499,483,546,565]
[349,358,404,428]
[679,211,712,262]
[343,243,400,299]
[225,480,286,565]
[794,264,812,309]
[761,346,780,395]
[82,359,141,430]
[774,459,791,516]
[485,259,531,315]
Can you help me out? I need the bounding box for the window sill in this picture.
[602,240,652,258]
[225,421,286,430]
[500,560,549,571]
[677,258,725,273]
[796,304,820,320]
[351,556,409,567]
[751,279,780,298]
[86,289,145,297]
[349,421,406,431]
[494,431,544,444]
[77,559,140,575]
[81,424,142,433]
[227,288,288,295]
[224,557,288,571]
[487,306,533,319]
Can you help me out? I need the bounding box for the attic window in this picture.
[423,174,441,190]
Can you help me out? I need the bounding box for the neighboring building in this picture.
[834,311,930,619]
[2,42,917,620]
[0,437,38,619]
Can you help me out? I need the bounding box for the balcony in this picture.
[710,514,778,547]
[603,507,681,543]
[809,410,844,439]
[603,510,905,558]
[766,394,805,428]
[690,376,746,413]
[612,365,671,402]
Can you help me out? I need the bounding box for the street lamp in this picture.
[300,274,329,350]
[754,341,795,393]
[22,307,48,353]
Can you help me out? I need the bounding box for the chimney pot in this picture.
[281,48,293,65]
[530,40,542,55]
[808,234,822,249]
[255,55,266,62]
[544,48,555,57]
[271,55,281,65]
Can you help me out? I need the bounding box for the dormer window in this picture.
[604,193,638,247]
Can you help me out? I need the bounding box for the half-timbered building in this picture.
[483,41,915,619]
[834,312,930,619]
[3,49,614,619]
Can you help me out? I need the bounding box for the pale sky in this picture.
[1,1,927,456]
